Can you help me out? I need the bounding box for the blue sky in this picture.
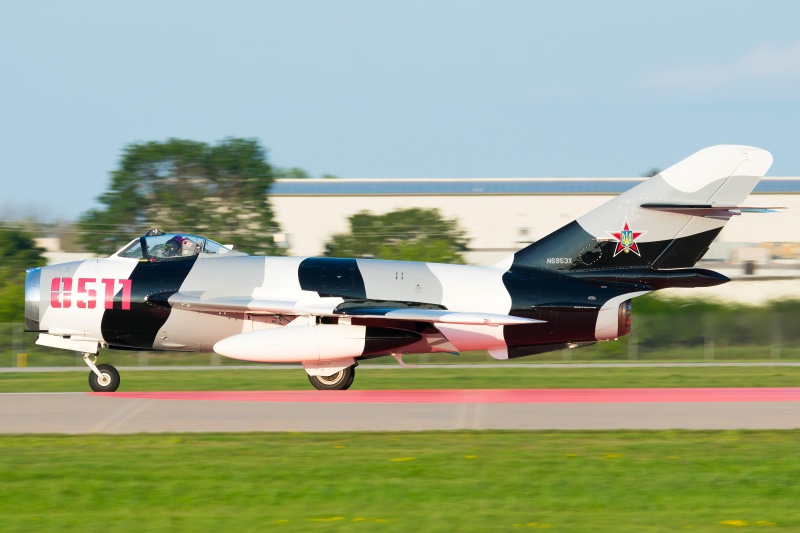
[2,0,800,221]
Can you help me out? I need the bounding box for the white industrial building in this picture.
[270,177,800,267]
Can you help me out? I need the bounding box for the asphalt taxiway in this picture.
[1,388,798,434]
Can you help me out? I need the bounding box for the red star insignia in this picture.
[606,217,646,257]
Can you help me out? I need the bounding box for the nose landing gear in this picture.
[83,353,121,392]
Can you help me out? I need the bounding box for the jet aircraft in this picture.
[25,145,775,391]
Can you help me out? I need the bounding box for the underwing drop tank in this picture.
[213,324,422,363]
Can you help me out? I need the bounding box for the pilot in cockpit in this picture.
[151,235,200,259]
[162,236,184,257]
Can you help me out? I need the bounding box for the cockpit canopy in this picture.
[115,230,233,261]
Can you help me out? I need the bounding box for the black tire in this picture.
[88,364,120,392]
[307,366,355,391]
[342,368,356,389]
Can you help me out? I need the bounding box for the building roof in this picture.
[270,177,800,196]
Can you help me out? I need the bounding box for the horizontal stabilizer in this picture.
[569,267,730,289]
[641,203,785,217]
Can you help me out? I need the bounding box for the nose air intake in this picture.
[25,267,42,331]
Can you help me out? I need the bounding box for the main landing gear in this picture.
[307,365,356,391]
[83,353,121,392]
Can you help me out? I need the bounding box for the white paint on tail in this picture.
[660,145,772,193]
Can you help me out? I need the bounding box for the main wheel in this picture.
[88,364,121,392]
[307,366,356,391]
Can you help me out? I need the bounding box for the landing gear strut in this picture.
[307,365,356,391]
[83,353,121,392]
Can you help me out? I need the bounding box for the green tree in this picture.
[324,208,469,263]
[0,228,46,322]
[77,138,284,256]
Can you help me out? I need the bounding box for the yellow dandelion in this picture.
[390,457,416,462]
[603,453,623,459]
[464,455,478,459]
[332,445,345,449]
[719,519,749,526]
[564,453,577,457]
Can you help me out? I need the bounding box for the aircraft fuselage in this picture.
[28,254,644,360]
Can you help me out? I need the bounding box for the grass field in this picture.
[2,365,800,393]
[1,431,798,532]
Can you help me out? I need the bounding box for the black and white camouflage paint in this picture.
[26,145,774,387]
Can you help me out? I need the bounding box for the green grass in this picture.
[2,365,800,393]
[1,431,798,532]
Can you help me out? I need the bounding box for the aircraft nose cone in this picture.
[25,267,42,331]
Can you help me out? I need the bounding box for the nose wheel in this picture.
[83,354,121,392]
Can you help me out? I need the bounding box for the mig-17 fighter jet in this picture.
[25,145,774,391]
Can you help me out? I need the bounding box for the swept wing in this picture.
[158,291,542,326]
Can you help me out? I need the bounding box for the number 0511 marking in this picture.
[50,277,132,310]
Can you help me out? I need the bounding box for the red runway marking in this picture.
[93,388,800,404]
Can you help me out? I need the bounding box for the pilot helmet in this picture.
[164,235,184,256]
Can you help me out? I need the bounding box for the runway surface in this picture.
[2,388,799,433]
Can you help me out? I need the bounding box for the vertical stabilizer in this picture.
[508,145,773,272]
